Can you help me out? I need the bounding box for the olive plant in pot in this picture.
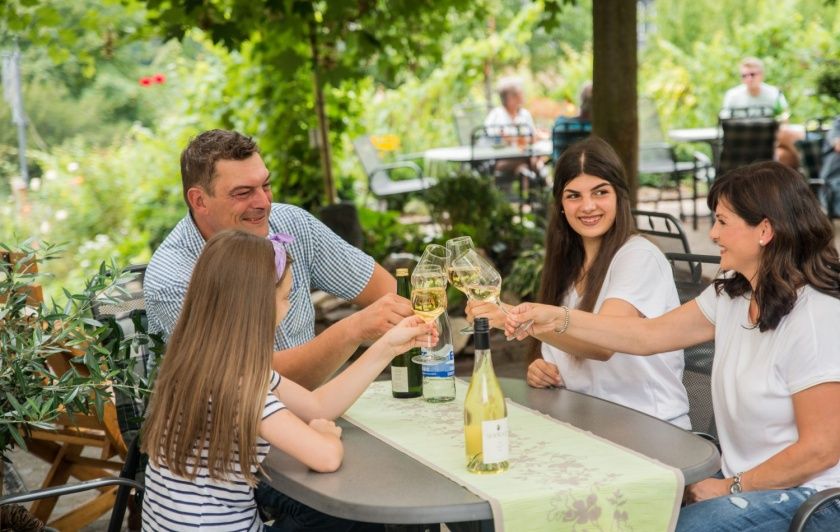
[0,239,149,529]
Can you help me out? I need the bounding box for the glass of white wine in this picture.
[446,237,477,334]
[410,264,449,364]
[451,249,517,330]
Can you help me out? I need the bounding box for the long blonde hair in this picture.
[142,230,280,485]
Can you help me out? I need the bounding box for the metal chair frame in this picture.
[633,209,692,255]
[352,136,436,206]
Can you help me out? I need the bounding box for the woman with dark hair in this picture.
[506,161,840,530]
[469,136,690,428]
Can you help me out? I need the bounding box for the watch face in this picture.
[730,482,742,494]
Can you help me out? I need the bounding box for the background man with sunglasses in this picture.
[720,56,802,168]
[721,56,789,119]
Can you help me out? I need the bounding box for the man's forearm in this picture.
[272,316,363,390]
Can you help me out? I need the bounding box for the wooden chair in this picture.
[3,251,135,530]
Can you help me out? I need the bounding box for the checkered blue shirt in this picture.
[144,203,374,350]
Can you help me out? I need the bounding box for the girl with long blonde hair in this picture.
[141,230,435,530]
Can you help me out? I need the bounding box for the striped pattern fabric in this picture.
[144,203,375,350]
[717,117,778,176]
[142,371,285,531]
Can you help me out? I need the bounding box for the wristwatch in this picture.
[729,472,743,494]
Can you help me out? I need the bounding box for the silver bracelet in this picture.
[553,305,570,334]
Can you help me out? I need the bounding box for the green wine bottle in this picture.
[391,268,423,398]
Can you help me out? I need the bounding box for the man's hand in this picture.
[349,293,413,344]
[465,300,508,330]
[527,359,564,388]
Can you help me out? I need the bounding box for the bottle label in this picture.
[391,366,409,393]
[481,418,509,464]
[421,347,455,378]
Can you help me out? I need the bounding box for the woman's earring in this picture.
[759,240,764,246]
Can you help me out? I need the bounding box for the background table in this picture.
[260,378,720,526]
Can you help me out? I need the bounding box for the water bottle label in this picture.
[482,418,509,464]
[421,347,454,378]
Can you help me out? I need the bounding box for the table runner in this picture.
[343,380,683,531]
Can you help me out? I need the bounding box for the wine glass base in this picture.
[411,353,451,365]
[460,325,474,335]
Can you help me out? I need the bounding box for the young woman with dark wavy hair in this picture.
[506,161,840,530]
[469,135,690,428]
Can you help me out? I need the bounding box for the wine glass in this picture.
[451,250,513,334]
[410,264,449,364]
[445,236,474,264]
[446,236,477,334]
[417,244,450,273]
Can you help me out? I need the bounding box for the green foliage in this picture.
[0,240,152,458]
[816,60,840,102]
[424,172,542,277]
[356,207,425,265]
[642,0,840,134]
[506,243,545,301]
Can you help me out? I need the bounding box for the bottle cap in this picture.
[396,268,409,276]
[474,317,490,334]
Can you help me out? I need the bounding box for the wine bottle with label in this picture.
[464,317,509,473]
[391,268,422,398]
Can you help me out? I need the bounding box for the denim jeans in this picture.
[255,480,384,532]
[677,485,840,531]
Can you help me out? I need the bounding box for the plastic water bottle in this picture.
[422,312,456,403]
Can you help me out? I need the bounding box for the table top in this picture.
[424,140,552,163]
[667,127,720,143]
[260,377,720,525]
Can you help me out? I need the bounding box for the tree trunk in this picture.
[308,22,336,205]
[592,0,638,205]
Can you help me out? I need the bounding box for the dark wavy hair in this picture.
[538,136,636,315]
[708,161,840,331]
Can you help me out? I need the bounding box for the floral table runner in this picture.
[343,380,683,531]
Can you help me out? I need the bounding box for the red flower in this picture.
[153,73,166,84]
[139,76,153,87]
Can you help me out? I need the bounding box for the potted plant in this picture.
[0,239,149,528]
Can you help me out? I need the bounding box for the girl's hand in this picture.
[527,359,564,388]
[505,303,566,340]
[382,315,439,354]
[309,418,342,439]
[684,478,730,504]
[465,300,507,330]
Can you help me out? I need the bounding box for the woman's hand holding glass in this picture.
[504,302,569,341]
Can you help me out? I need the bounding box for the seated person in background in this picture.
[468,136,690,429]
[506,161,840,531]
[721,56,800,169]
[551,81,593,162]
[484,76,548,185]
[820,115,840,218]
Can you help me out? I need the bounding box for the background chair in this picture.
[1,436,143,532]
[470,124,537,214]
[795,116,834,208]
[453,102,489,146]
[551,118,590,162]
[716,116,779,178]
[665,252,721,441]
[633,209,692,255]
[789,488,840,532]
[638,144,712,228]
[353,136,437,205]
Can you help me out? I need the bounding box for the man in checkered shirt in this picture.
[144,129,413,391]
